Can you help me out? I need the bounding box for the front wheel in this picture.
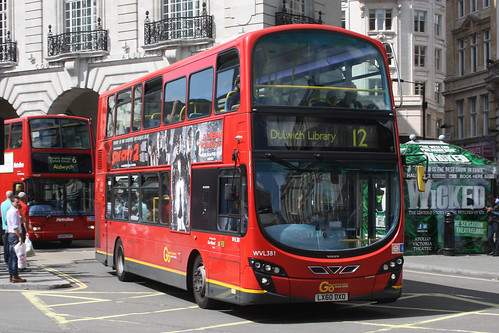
[192,255,214,309]
[115,240,131,282]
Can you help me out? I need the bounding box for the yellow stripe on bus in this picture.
[96,250,266,295]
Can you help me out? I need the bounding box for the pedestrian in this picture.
[486,195,499,256]
[5,195,27,282]
[1,191,14,263]
[18,192,37,271]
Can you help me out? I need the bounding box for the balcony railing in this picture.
[144,3,213,46]
[47,19,108,58]
[275,0,322,25]
[0,31,17,63]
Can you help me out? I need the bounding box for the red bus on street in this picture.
[1,115,95,245]
[95,24,406,308]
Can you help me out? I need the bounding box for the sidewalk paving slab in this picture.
[0,259,71,290]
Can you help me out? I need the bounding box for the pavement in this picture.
[0,251,498,290]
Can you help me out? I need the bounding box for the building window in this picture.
[434,14,441,36]
[482,94,489,135]
[470,34,478,73]
[434,82,442,104]
[470,0,478,12]
[288,0,305,15]
[484,30,490,70]
[415,81,425,96]
[65,0,95,33]
[163,0,200,19]
[458,0,465,18]
[341,10,345,29]
[457,100,464,139]
[458,38,466,76]
[0,0,7,42]
[414,45,426,67]
[369,10,392,31]
[414,11,426,33]
[435,48,442,71]
[469,97,477,137]
[483,0,490,8]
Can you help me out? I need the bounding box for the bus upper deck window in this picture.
[163,77,187,125]
[143,77,163,129]
[188,67,214,119]
[106,95,116,138]
[215,50,240,113]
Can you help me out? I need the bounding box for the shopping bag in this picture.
[14,242,27,269]
[25,235,35,257]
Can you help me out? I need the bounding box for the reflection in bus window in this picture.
[115,89,132,136]
[188,68,213,119]
[163,77,187,124]
[252,30,391,110]
[132,84,143,131]
[143,77,162,129]
[215,50,240,113]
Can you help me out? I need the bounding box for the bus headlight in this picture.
[249,258,287,293]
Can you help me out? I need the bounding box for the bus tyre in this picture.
[115,240,130,282]
[192,255,213,309]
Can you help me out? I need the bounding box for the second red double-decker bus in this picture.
[1,115,95,245]
[95,24,405,308]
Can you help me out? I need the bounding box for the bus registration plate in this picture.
[58,234,73,239]
[315,293,348,302]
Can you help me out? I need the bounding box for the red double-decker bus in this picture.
[95,24,406,308]
[1,115,95,245]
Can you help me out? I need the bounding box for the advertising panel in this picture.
[401,142,496,255]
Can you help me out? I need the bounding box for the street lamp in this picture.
[392,78,427,139]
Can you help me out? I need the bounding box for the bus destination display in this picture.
[253,116,394,152]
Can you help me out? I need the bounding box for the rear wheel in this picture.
[192,255,214,309]
[115,240,130,282]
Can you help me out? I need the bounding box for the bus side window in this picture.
[112,175,129,220]
[132,84,143,131]
[188,67,213,119]
[9,122,23,149]
[115,89,132,136]
[141,173,159,223]
[3,124,9,150]
[143,77,163,130]
[106,95,115,138]
[215,49,240,113]
[218,169,241,232]
[163,77,186,125]
[160,172,171,225]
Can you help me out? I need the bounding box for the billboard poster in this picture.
[110,120,223,232]
[401,142,496,255]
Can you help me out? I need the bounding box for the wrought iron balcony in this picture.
[47,19,108,59]
[144,3,213,46]
[275,0,322,25]
[0,31,17,63]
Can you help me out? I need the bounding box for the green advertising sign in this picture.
[401,142,496,255]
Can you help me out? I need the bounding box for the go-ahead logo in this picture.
[163,247,177,263]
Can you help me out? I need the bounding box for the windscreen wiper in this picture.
[264,153,303,171]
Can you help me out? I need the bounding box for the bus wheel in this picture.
[192,255,213,309]
[115,240,130,282]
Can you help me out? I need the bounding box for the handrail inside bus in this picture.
[254,84,385,94]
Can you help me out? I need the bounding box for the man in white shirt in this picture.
[5,196,26,283]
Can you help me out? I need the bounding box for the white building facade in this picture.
[0,0,337,133]
[342,0,447,141]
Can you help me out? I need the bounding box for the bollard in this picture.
[443,211,455,256]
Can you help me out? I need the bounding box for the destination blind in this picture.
[253,115,395,152]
